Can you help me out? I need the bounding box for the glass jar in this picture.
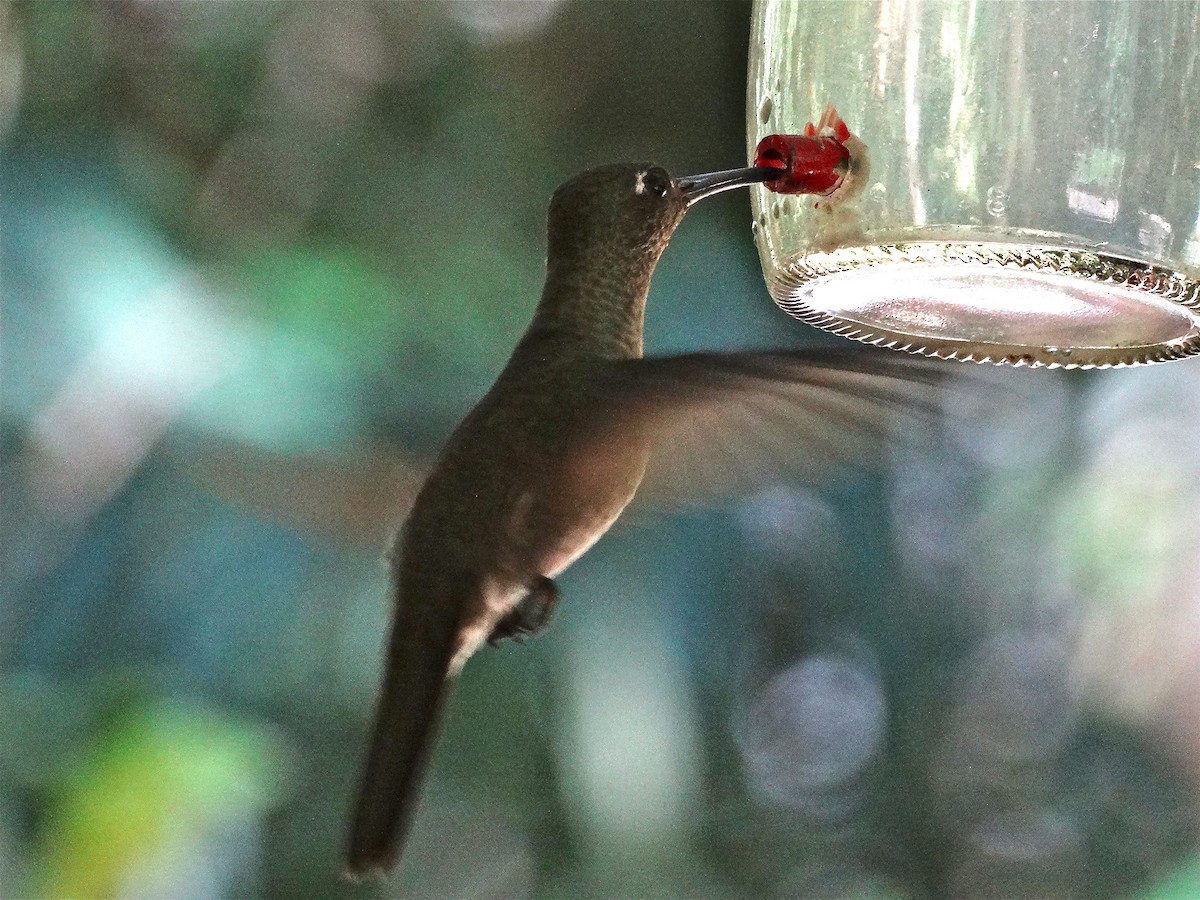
[748,0,1200,367]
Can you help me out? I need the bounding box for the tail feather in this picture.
[345,590,463,878]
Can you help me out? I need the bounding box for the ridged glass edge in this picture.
[768,243,1200,369]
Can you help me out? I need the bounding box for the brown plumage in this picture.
[345,162,948,877]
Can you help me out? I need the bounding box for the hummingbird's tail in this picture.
[345,583,467,879]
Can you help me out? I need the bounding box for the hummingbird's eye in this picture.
[637,168,671,199]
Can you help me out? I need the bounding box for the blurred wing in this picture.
[589,348,964,509]
[190,442,426,547]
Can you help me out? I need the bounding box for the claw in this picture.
[487,576,560,647]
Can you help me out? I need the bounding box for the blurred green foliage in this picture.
[36,698,285,898]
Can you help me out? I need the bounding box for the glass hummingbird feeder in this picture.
[748,0,1200,368]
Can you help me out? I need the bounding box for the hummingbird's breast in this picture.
[510,423,647,578]
[399,360,645,616]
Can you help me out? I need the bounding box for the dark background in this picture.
[3,2,1200,897]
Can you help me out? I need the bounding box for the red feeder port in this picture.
[754,132,851,196]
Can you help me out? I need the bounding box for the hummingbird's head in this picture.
[547,162,780,268]
[547,163,689,263]
[535,162,781,355]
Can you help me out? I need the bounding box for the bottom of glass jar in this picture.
[769,242,1200,368]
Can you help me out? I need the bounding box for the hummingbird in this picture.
[345,161,948,877]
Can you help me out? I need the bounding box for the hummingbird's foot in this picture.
[488,576,559,646]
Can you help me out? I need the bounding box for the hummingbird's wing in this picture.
[593,348,968,508]
[190,441,424,545]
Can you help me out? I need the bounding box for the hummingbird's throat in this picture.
[528,253,657,359]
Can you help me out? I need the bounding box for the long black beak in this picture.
[676,166,781,205]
